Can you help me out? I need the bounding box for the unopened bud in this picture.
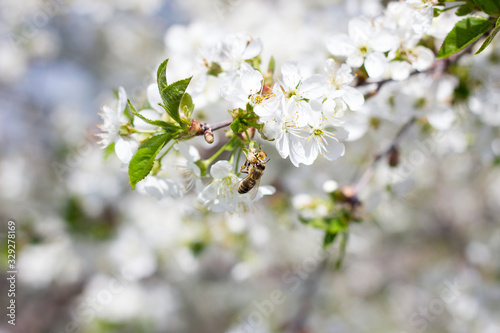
[332,185,357,204]
[237,127,255,141]
[204,131,214,144]
[189,119,204,136]
[388,146,399,167]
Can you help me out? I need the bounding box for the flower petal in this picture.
[322,139,345,161]
[281,61,301,90]
[365,52,387,78]
[210,160,233,179]
[147,83,164,114]
[118,86,127,113]
[326,34,356,57]
[340,86,364,111]
[242,38,263,60]
[115,137,138,164]
[241,69,263,95]
[275,132,290,159]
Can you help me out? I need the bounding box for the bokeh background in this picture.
[1,0,500,332]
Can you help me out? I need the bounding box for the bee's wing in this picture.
[248,177,261,201]
[233,177,244,195]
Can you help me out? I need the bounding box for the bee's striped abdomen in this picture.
[238,177,256,194]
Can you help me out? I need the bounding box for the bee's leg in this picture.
[240,161,249,173]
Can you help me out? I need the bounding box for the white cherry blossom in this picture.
[326,17,397,78]
[301,113,348,165]
[278,61,327,127]
[217,33,263,73]
[324,59,365,111]
[219,63,264,108]
[97,87,139,164]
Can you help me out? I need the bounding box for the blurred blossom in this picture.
[3,0,500,332]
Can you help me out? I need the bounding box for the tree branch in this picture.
[353,116,417,196]
[282,256,329,333]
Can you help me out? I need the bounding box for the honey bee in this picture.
[237,149,268,200]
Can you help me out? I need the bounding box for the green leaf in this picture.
[128,133,171,190]
[456,3,476,16]
[267,56,275,75]
[323,232,338,248]
[157,59,169,97]
[103,142,115,160]
[476,17,500,54]
[437,16,493,59]
[326,217,349,234]
[127,100,180,133]
[472,0,500,14]
[180,92,195,119]
[161,77,192,126]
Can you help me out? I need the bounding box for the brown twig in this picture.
[353,116,417,196]
[282,257,329,333]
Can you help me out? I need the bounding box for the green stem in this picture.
[234,148,243,175]
[157,140,177,165]
[204,137,237,167]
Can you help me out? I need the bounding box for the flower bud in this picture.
[237,127,255,141]
[189,119,204,136]
[204,131,214,144]
[388,146,399,167]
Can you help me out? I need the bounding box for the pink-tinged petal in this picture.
[322,139,345,161]
[365,52,387,78]
[147,83,164,114]
[115,137,138,164]
[275,132,290,159]
[326,34,356,57]
[340,86,364,111]
[118,86,127,113]
[210,160,233,179]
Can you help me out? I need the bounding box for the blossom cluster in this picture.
[96,0,470,214]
